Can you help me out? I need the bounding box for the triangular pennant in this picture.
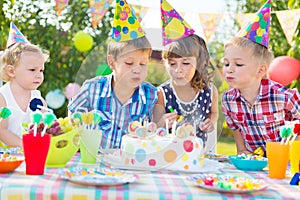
[276,9,300,45]
[198,13,223,42]
[111,0,145,42]
[6,22,29,48]
[55,0,69,16]
[90,0,111,28]
[131,5,149,23]
[236,13,255,28]
[237,0,271,48]
[160,0,195,46]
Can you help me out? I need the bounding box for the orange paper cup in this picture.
[290,141,300,175]
[266,142,290,179]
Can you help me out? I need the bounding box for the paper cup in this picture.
[22,133,51,175]
[266,142,290,179]
[290,141,300,175]
[80,129,102,164]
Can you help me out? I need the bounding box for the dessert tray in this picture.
[187,173,268,193]
[58,167,138,186]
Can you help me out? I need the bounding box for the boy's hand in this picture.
[237,149,252,155]
[199,118,214,132]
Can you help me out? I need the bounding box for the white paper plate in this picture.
[187,174,268,193]
[59,167,138,186]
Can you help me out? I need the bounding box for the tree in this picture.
[0,0,113,117]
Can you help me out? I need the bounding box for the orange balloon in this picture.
[268,56,300,86]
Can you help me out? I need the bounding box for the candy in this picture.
[81,112,94,125]
[156,127,167,136]
[147,122,157,133]
[177,115,184,123]
[136,127,148,137]
[128,121,141,134]
[253,147,264,157]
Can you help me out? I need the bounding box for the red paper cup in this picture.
[22,133,51,175]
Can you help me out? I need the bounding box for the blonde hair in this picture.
[224,37,274,67]
[107,36,152,60]
[162,34,215,90]
[0,43,48,82]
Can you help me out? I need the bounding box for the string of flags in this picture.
[53,1,300,45]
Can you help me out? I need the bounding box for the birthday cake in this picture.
[119,121,204,171]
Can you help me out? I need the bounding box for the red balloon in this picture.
[268,56,300,86]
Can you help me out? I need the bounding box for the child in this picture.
[0,42,47,147]
[222,0,300,155]
[153,34,219,150]
[68,1,157,149]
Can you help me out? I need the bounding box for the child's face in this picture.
[13,51,45,90]
[110,49,149,89]
[223,45,262,89]
[165,57,196,86]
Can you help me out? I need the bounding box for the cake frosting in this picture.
[120,121,204,171]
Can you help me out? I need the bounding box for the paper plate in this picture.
[187,174,268,193]
[59,167,138,186]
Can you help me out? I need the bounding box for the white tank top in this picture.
[0,82,42,138]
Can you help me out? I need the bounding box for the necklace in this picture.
[176,98,199,116]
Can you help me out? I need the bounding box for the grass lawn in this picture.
[216,137,237,155]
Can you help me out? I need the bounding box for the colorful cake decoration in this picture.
[6,22,29,48]
[111,0,145,42]
[160,0,195,46]
[236,0,271,48]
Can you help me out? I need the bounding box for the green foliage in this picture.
[0,0,113,117]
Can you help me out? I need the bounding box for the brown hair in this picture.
[107,36,152,60]
[224,37,274,67]
[162,34,215,90]
[0,43,48,82]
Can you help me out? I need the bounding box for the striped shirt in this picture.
[222,79,300,152]
[68,75,157,149]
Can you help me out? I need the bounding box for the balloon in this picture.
[45,89,66,109]
[96,64,112,76]
[268,56,300,86]
[65,83,81,100]
[73,31,93,52]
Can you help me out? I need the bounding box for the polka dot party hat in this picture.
[236,0,271,48]
[6,22,29,48]
[161,0,195,46]
[111,0,145,42]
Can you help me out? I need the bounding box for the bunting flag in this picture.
[198,13,223,42]
[236,13,254,28]
[276,9,300,45]
[90,0,111,28]
[6,22,29,48]
[131,5,149,23]
[55,0,69,16]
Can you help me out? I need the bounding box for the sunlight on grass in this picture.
[216,137,237,155]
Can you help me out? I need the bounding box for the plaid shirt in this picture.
[222,79,300,152]
[68,75,157,149]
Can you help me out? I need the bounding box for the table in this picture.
[0,153,299,200]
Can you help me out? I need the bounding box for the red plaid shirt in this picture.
[222,79,300,152]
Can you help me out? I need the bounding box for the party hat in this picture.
[111,0,145,42]
[161,0,195,46]
[236,0,271,48]
[6,22,29,48]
